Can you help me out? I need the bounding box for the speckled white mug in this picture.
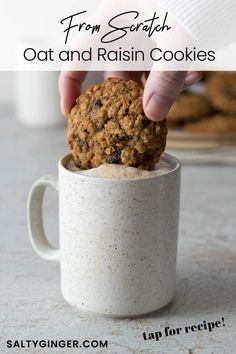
[27,153,181,317]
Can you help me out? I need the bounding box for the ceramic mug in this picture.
[27,153,181,317]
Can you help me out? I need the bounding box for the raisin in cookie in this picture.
[167,92,212,127]
[67,78,167,170]
[184,114,236,135]
[206,72,236,114]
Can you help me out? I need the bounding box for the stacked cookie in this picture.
[168,72,236,135]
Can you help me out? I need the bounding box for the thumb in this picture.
[143,71,187,121]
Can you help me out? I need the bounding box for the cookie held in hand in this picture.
[67,78,167,170]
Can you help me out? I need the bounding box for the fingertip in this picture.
[58,70,86,116]
[60,99,69,116]
[104,71,131,81]
[184,71,203,87]
[143,71,187,122]
[143,94,170,122]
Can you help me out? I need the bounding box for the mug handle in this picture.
[27,175,60,262]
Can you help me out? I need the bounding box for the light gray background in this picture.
[0,72,103,104]
[0,72,14,103]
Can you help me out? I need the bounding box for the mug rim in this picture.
[58,152,181,182]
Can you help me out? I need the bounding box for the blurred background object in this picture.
[15,71,65,128]
[0,72,14,104]
[167,72,236,139]
[0,71,103,127]
[166,72,236,164]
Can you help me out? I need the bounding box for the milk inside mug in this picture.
[27,153,181,317]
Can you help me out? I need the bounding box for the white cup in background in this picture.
[15,70,103,128]
[15,71,65,128]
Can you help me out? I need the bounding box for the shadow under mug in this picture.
[27,153,181,317]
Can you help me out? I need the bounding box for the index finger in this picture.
[58,71,87,115]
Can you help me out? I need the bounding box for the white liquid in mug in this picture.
[66,158,172,179]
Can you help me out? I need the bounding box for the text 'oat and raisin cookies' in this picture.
[67,78,168,170]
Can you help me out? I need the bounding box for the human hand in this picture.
[59,70,202,121]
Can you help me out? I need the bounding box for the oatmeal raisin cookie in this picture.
[184,114,236,135]
[168,92,212,126]
[206,72,236,114]
[67,78,167,170]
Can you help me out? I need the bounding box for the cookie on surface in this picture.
[206,72,236,114]
[184,114,236,135]
[167,92,212,126]
[67,78,167,170]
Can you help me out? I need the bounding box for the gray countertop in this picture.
[0,105,236,354]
